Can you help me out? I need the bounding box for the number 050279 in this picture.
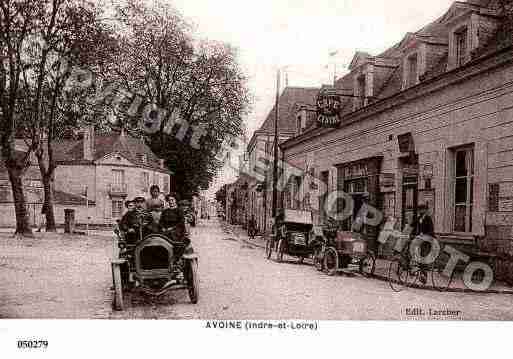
[17,340,48,349]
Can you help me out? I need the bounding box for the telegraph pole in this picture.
[271,69,281,219]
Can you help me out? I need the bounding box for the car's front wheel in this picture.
[186,259,199,304]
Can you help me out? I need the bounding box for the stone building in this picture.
[244,86,319,233]
[278,0,513,278]
[0,127,173,227]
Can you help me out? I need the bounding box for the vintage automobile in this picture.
[312,229,376,276]
[265,209,315,263]
[111,222,199,311]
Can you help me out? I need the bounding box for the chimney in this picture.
[83,125,94,161]
[159,159,165,169]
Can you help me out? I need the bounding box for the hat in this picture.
[418,203,428,210]
[133,196,146,202]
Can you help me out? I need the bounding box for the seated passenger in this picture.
[119,200,138,243]
[146,184,165,223]
[160,193,191,252]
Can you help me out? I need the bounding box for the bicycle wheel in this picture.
[265,239,272,259]
[431,263,454,291]
[388,258,409,292]
[313,247,324,271]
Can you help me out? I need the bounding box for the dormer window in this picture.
[406,54,418,88]
[455,27,468,67]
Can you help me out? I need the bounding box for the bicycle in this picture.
[388,235,436,292]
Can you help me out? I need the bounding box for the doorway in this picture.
[400,154,419,231]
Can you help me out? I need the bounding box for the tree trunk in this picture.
[42,174,57,232]
[7,166,34,238]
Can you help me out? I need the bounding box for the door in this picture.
[401,175,418,232]
[320,171,329,221]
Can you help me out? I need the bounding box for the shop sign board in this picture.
[316,90,342,128]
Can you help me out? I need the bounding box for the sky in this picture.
[168,0,455,199]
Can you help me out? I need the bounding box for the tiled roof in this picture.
[260,87,320,133]
[54,131,170,173]
[331,0,503,112]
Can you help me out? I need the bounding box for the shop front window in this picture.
[453,146,474,233]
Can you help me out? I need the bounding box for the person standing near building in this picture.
[352,192,370,237]
[416,203,434,237]
[248,215,257,238]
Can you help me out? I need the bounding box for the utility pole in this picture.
[333,62,337,87]
[271,69,281,219]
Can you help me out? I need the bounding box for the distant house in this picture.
[0,127,173,228]
[243,86,319,232]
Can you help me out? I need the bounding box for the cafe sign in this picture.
[316,90,342,128]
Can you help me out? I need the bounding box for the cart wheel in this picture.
[431,263,454,292]
[265,238,273,260]
[186,259,199,304]
[359,252,376,277]
[323,247,338,276]
[111,262,124,311]
[276,238,284,263]
[388,257,409,292]
[313,247,324,271]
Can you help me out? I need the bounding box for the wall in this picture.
[283,54,513,263]
[94,157,171,225]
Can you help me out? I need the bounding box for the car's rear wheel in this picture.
[265,238,273,259]
[186,259,199,304]
[276,238,285,262]
[111,262,124,311]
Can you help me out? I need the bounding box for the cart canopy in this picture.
[280,209,313,225]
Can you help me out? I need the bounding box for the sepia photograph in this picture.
[2,0,513,351]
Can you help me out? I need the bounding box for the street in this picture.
[1,218,513,320]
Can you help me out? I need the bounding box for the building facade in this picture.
[278,0,513,279]
[243,86,319,233]
[0,127,173,227]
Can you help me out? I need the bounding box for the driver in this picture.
[133,196,155,239]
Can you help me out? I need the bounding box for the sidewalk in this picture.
[222,221,513,294]
[372,258,513,294]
